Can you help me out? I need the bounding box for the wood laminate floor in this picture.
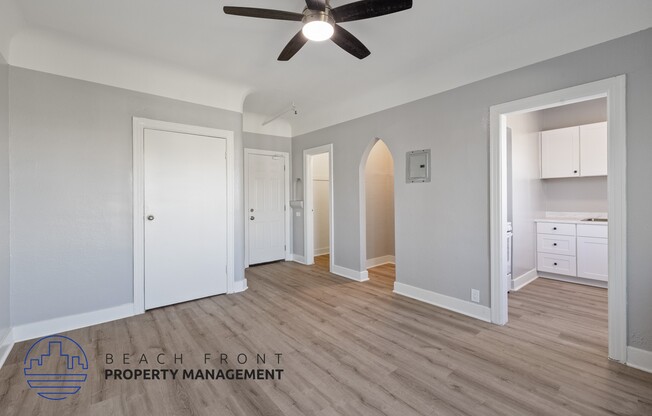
[0,256,651,415]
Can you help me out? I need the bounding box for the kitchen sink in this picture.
[582,218,608,222]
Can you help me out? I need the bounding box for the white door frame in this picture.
[303,144,334,270]
[489,76,627,362]
[243,148,291,267]
[132,117,236,315]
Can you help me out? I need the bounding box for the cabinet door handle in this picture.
[553,262,558,266]
[553,227,557,230]
[553,243,558,246]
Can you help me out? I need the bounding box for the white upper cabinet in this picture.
[540,122,607,179]
[579,122,608,176]
[540,126,580,178]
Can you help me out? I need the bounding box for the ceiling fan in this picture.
[223,0,413,61]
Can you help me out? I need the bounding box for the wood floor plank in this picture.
[0,256,651,415]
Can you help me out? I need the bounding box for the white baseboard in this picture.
[331,264,369,282]
[12,303,134,343]
[538,272,608,289]
[290,254,308,265]
[627,346,652,374]
[314,247,330,256]
[366,255,395,269]
[0,328,14,370]
[511,269,538,291]
[232,279,248,293]
[394,282,491,322]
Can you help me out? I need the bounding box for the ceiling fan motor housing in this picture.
[302,9,335,27]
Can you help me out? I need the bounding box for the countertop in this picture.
[535,217,608,226]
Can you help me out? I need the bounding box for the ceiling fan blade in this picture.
[331,25,370,59]
[223,6,303,21]
[278,31,309,61]
[305,0,326,12]
[331,0,413,23]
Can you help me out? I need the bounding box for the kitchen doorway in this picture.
[489,76,627,362]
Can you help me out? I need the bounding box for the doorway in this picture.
[361,139,396,287]
[133,118,236,314]
[304,144,334,270]
[244,149,291,267]
[489,76,627,362]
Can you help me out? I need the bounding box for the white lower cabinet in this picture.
[536,234,576,256]
[577,237,608,281]
[536,221,608,282]
[537,252,577,276]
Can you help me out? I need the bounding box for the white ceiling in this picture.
[6,0,652,135]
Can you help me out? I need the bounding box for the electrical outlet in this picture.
[471,289,480,303]
[296,212,301,217]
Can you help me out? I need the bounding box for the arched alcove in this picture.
[359,139,396,280]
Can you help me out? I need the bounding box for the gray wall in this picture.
[544,177,608,212]
[365,140,395,261]
[243,132,291,153]
[0,54,9,338]
[292,28,652,351]
[540,97,607,130]
[9,67,244,326]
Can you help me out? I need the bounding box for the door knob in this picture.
[147,215,155,221]
[250,216,255,220]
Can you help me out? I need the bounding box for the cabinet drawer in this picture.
[536,222,576,236]
[577,224,608,238]
[537,234,576,256]
[537,253,577,277]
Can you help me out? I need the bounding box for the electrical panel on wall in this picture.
[406,149,431,183]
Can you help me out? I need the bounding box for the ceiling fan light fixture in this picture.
[302,12,334,41]
[302,20,334,41]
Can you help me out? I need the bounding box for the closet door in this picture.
[144,129,228,310]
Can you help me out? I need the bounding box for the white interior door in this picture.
[144,129,227,309]
[247,153,286,265]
